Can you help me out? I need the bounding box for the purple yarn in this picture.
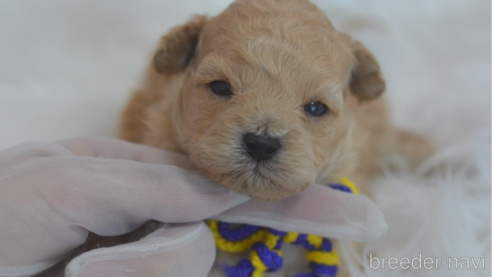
[223,259,255,277]
[294,234,317,250]
[268,229,287,249]
[321,238,333,252]
[218,222,262,242]
[328,183,353,193]
[292,263,338,277]
[252,242,283,272]
[310,262,338,276]
[268,229,287,237]
[218,180,348,277]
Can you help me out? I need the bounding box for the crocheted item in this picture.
[208,178,358,277]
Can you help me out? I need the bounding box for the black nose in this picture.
[243,133,281,161]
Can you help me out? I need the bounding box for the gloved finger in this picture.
[213,184,387,242]
[52,138,386,241]
[54,137,196,170]
[65,222,215,277]
[41,156,249,230]
[0,141,247,276]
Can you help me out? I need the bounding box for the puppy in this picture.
[119,0,433,275]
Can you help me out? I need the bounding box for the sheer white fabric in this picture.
[66,223,215,277]
[0,137,386,277]
[214,184,387,242]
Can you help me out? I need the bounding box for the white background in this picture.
[0,0,489,148]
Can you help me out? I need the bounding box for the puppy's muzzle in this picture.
[243,133,281,162]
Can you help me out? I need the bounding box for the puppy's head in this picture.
[152,0,385,201]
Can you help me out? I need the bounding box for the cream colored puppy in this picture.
[120,0,431,202]
[119,0,433,275]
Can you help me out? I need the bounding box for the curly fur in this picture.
[119,1,434,275]
[120,0,432,202]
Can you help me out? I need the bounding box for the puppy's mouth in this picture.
[189,134,314,201]
[249,161,287,188]
[251,166,299,194]
[201,154,307,201]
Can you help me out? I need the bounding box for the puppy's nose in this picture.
[243,133,281,161]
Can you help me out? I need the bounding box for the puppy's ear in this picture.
[153,15,208,74]
[349,41,385,101]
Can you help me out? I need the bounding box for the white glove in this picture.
[0,137,386,277]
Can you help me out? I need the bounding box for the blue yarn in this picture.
[268,229,287,238]
[292,263,338,277]
[294,234,333,252]
[216,179,358,277]
[321,238,333,252]
[253,242,283,272]
[218,222,262,242]
[268,229,287,249]
[328,183,353,193]
[223,258,255,277]
[293,234,317,250]
[310,262,338,276]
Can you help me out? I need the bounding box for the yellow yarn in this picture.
[306,249,340,266]
[250,248,283,277]
[283,232,299,243]
[207,220,266,253]
[250,250,268,273]
[208,177,358,277]
[338,177,359,194]
[251,270,263,277]
[306,234,323,249]
[263,232,281,249]
[249,230,284,277]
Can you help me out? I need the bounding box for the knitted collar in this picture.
[208,177,358,277]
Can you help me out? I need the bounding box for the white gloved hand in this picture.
[0,137,386,277]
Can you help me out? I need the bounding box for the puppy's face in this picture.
[152,0,384,201]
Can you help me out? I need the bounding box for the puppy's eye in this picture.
[304,101,329,117]
[209,80,233,96]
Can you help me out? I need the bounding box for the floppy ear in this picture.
[153,15,208,74]
[349,41,385,101]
